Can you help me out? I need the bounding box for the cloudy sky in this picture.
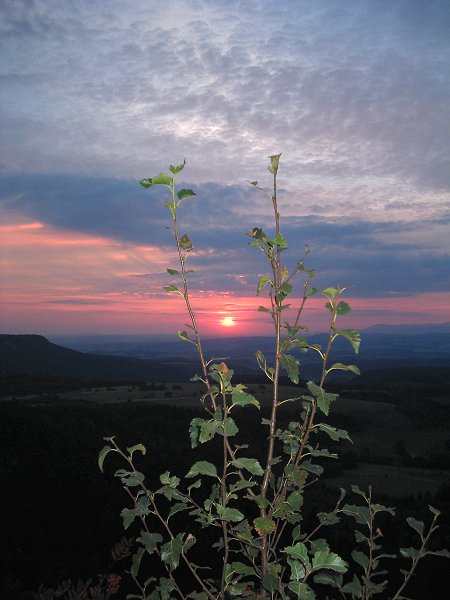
[1,0,449,337]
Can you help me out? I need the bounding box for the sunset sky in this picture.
[1,0,449,337]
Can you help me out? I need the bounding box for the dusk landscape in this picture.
[1,1,449,599]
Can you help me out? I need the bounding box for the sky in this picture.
[1,0,449,338]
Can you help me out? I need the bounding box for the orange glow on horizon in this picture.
[1,219,449,336]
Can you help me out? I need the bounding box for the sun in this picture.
[220,316,235,327]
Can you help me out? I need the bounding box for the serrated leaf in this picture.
[98,445,115,473]
[343,504,371,526]
[327,362,360,375]
[288,557,306,581]
[257,274,272,295]
[169,161,186,175]
[334,328,361,354]
[280,354,300,384]
[231,390,260,408]
[177,188,196,200]
[199,419,222,443]
[316,423,351,442]
[139,532,163,555]
[341,574,363,597]
[228,561,255,577]
[231,457,264,476]
[189,417,203,448]
[115,468,145,487]
[186,461,218,478]
[407,516,425,537]
[300,459,323,476]
[161,534,183,570]
[219,507,244,522]
[283,542,310,565]
[312,551,347,573]
[306,381,338,416]
[288,582,316,598]
[254,517,276,535]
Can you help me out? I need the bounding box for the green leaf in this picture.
[312,551,347,573]
[169,161,186,175]
[407,516,425,537]
[322,287,338,298]
[115,468,145,487]
[342,504,371,526]
[231,457,264,476]
[336,301,351,315]
[177,188,196,200]
[280,353,300,384]
[199,419,222,443]
[257,274,272,295]
[352,550,369,569]
[228,561,255,577]
[160,471,180,487]
[288,582,316,599]
[273,233,288,248]
[179,233,193,251]
[300,460,323,476]
[254,517,276,535]
[186,461,218,479]
[288,557,306,581]
[268,153,281,175]
[139,532,163,555]
[161,534,183,570]
[127,444,146,459]
[231,390,260,408]
[429,504,441,517]
[217,504,244,522]
[140,173,172,188]
[130,547,145,578]
[400,546,419,560]
[177,329,196,345]
[167,268,179,275]
[257,305,272,314]
[98,445,115,473]
[341,574,363,597]
[316,423,351,442]
[163,284,179,292]
[327,362,360,375]
[306,381,338,416]
[221,416,239,437]
[283,542,310,565]
[189,417,203,448]
[287,491,304,511]
[334,328,361,354]
[262,573,278,592]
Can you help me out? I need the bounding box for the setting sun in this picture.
[221,316,235,327]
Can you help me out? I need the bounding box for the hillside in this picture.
[0,334,199,383]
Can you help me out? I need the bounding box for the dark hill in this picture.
[0,334,197,383]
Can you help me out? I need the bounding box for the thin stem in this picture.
[391,517,438,600]
[220,390,230,599]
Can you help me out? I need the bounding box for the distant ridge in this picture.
[362,322,450,334]
[0,334,199,383]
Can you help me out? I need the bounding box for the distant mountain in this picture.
[0,334,203,383]
[362,322,450,334]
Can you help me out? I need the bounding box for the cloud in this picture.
[1,0,449,333]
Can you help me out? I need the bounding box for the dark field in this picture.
[1,379,449,599]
